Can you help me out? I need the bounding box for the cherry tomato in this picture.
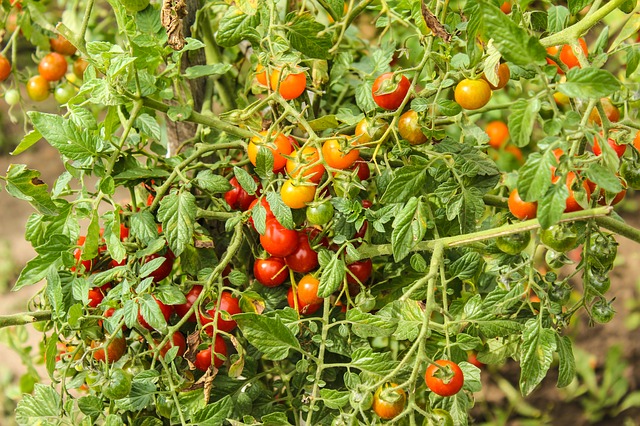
[350,157,371,181]
[296,274,323,306]
[587,233,617,270]
[281,179,316,209]
[38,52,68,82]
[155,331,186,358]
[455,78,491,110]
[225,176,258,211]
[287,286,322,315]
[260,218,299,257]
[54,83,75,104]
[306,201,334,225]
[194,335,227,371]
[88,286,108,308]
[371,72,411,110]
[621,160,640,190]
[269,68,306,100]
[102,369,132,400]
[91,335,126,363]
[26,75,51,102]
[254,257,289,287]
[424,359,464,397]
[588,98,620,125]
[508,189,537,220]
[73,58,89,79]
[285,147,325,183]
[138,296,172,330]
[354,117,388,144]
[50,34,77,56]
[372,383,406,420]
[4,89,20,106]
[285,232,319,273]
[398,110,427,145]
[248,197,274,229]
[0,54,11,81]
[346,259,372,286]
[634,130,640,151]
[540,224,579,252]
[146,250,175,282]
[584,267,611,295]
[467,352,484,369]
[174,285,202,322]
[248,130,293,172]
[564,172,591,213]
[200,291,241,334]
[255,64,268,86]
[596,184,626,206]
[495,231,531,255]
[560,38,588,70]
[500,1,511,13]
[482,62,510,90]
[593,134,626,158]
[486,120,509,149]
[591,298,615,324]
[322,137,359,169]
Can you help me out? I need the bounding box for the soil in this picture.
[1,142,640,425]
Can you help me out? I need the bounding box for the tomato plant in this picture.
[4,1,640,424]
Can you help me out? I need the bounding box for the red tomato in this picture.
[248,198,274,229]
[225,176,258,211]
[26,75,51,102]
[297,274,323,306]
[425,360,464,397]
[194,335,227,371]
[91,336,126,363]
[350,157,371,181]
[346,259,372,286]
[467,351,484,368]
[156,331,186,358]
[486,121,509,149]
[138,296,173,330]
[322,137,359,170]
[88,286,109,308]
[281,179,316,210]
[146,251,175,282]
[260,218,299,257]
[174,285,202,322]
[38,52,68,82]
[560,38,588,70]
[50,34,77,56]
[593,135,626,158]
[200,291,241,335]
[0,54,11,81]
[269,68,307,100]
[287,286,322,315]
[455,79,491,110]
[508,189,537,220]
[248,130,293,172]
[73,58,89,79]
[286,147,325,183]
[596,186,626,206]
[564,172,591,213]
[285,232,319,273]
[371,72,411,110]
[500,1,511,13]
[373,383,406,420]
[72,236,95,273]
[254,257,288,287]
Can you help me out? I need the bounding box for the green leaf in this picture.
[216,6,260,47]
[29,112,98,161]
[135,113,161,140]
[355,80,376,113]
[11,130,42,156]
[479,2,547,66]
[157,190,196,256]
[317,252,345,297]
[307,115,340,132]
[235,313,301,360]
[584,163,623,193]
[547,6,569,33]
[192,395,233,425]
[381,166,427,204]
[131,210,159,246]
[116,378,156,411]
[15,384,61,424]
[448,252,482,280]
[265,191,294,229]
[346,308,396,338]
[286,12,332,59]
[167,105,192,121]
[508,99,540,148]
[14,253,62,291]
[517,151,555,201]
[185,64,233,79]
[391,198,426,262]
[520,320,557,396]
[538,180,569,229]
[436,99,462,116]
[350,348,399,376]
[555,334,576,388]
[559,68,621,99]
[138,293,167,331]
[233,166,258,195]
[195,170,232,194]
[626,47,640,77]
[5,164,59,215]
[568,0,592,15]
[320,389,350,409]
[78,395,103,418]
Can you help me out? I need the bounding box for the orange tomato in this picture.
[247,130,293,172]
[286,146,325,183]
[486,121,509,148]
[322,137,359,169]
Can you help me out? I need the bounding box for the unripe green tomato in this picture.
[586,233,617,270]
[621,160,640,190]
[423,408,454,426]
[549,281,571,304]
[591,298,615,324]
[540,224,579,252]
[349,389,373,410]
[545,249,570,270]
[306,201,334,225]
[495,231,531,255]
[54,83,75,104]
[119,0,149,13]
[102,368,132,400]
[4,88,20,105]
[584,267,611,295]
[156,394,174,418]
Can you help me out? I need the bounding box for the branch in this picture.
[0,311,51,329]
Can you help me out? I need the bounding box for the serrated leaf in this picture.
[555,334,576,388]
[29,112,98,161]
[449,252,482,280]
[520,319,557,396]
[568,0,592,15]
[317,253,345,297]
[5,164,58,215]
[235,313,301,360]
[320,389,350,409]
[547,6,569,33]
[192,395,233,425]
[559,68,621,99]
[138,293,167,331]
[346,308,396,338]
[233,166,258,195]
[350,348,399,376]
[265,192,294,229]
[11,130,42,156]
[195,170,232,194]
[216,7,260,47]
[517,151,555,201]
[381,166,427,204]
[15,384,61,424]
[286,12,332,59]
[157,190,196,256]
[508,99,540,148]
[584,163,623,193]
[538,180,569,229]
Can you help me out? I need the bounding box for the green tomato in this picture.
[102,369,132,400]
[549,281,571,304]
[586,233,617,270]
[349,388,373,411]
[584,267,611,295]
[306,201,334,225]
[4,88,20,106]
[495,231,531,255]
[423,408,454,426]
[621,160,640,190]
[591,298,615,324]
[540,224,579,253]
[119,0,149,13]
[54,83,76,104]
[545,249,571,270]
[156,394,174,419]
